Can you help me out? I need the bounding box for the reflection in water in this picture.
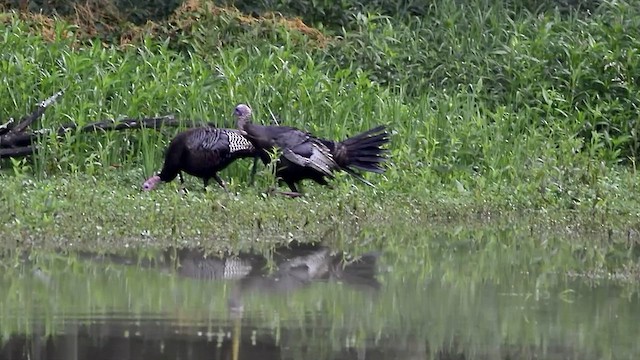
[0,233,639,360]
[72,241,381,311]
[0,242,386,360]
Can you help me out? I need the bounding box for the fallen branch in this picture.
[0,146,35,158]
[14,89,65,133]
[0,119,15,136]
[0,114,214,159]
[0,89,222,159]
[2,116,177,149]
[0,89,65,137]
[58,115,190,133]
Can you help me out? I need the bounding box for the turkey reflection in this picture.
[0,243,381,360]
[167,241,381,313]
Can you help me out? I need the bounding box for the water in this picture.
[0,228,639,360]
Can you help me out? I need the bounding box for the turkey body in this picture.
[142,126,268,191]
[276,125,389,192]
[233,104,389,194]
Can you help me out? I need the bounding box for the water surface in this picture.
[0,228,638,360]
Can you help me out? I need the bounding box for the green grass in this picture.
[2,0,640,178]
[2,169,640,279]
[2,1,640,245]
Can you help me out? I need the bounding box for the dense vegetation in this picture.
[2,0,640,227]
[3,3,640,354]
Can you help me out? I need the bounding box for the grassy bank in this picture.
[2,0,640,247]
[2,170,640,246]
[3,171,640,282]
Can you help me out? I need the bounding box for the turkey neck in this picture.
[237,117,276,151]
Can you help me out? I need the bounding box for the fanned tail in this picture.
[334,125,390,175]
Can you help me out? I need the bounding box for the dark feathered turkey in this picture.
[233,104,389,195]
[142,126,268,191]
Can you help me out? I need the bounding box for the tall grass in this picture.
[1,0,639,205]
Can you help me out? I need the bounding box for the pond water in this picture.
[0,227,638,360]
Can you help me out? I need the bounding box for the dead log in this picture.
[0,146,35,158]
[2,116,187,144]
[1,90,63,158]
[0,89,221,159]
[0,89,64,137]
[0,116,196,159]
[0,119,16,136]
[1,117,218,159]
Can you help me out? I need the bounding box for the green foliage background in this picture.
[1,0,640,212]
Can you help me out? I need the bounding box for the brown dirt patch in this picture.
[1,0,330,48]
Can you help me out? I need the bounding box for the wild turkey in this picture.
[142,126,268,192]
[233,103,390,197]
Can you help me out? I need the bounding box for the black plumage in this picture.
[142,126,268,191]
[233,104,390,196]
